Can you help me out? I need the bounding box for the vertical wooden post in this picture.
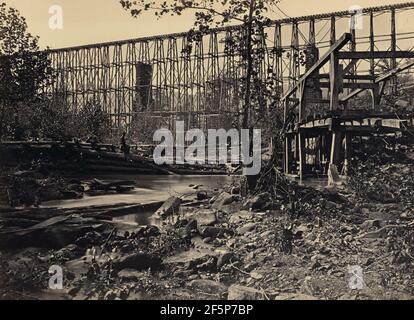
[285,136,292,174]
[330,130,342,167]
[369,12,375,77]
[330,52,340,111]
[344,132,352,176]
[371,84,380,110]
[298,133,306,181]
[330,16,336,46]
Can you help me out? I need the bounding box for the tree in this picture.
[120,0,282,189]
[0,2,53,139]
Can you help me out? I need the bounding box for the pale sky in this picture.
[3,0,408,49]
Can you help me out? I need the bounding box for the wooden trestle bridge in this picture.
[282,32,414,179]
[4,3,414,177]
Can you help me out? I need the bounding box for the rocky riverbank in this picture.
[1,136,413,300]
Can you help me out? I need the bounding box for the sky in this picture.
[3,0,408,49]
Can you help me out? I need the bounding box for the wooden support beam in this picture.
[320,82,377,90]
[282,33,352,101]
[330,131,342,167]
[330,52,341,111]
[319,74,375,81]
[288,97,331,104]
[340,60,414,103]
[344,132,352,176]
[338,51,414,60]
[370,84,380,110]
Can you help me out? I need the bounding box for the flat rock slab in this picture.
[154,196,182,218]
[227,285,266,300]
[188,279,227,296]
[185,209,217,226]
[164,249,218,266]
[229,211,254,224]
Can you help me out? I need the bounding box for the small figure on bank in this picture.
[120,131,130,155]
[87,135,99,151]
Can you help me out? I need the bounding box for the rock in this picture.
[67,286,81,297]
[212,192,235,210]
[243,193,270,211]
[60,190,83,200]
[260,231,273,238]
[181,219,198,238]
[189,280,227,296]
[217,252,234,269]
[227,285,265,300]
[68,184,84,192]
[231,187,240,195]
[39,188,61,201]
[363,257,375,266]
[134,225,160,238]
[361,219,385,231]
[226,239,237,248]
[75,231,103,248]
[165,250,214,268]
[199,226,232,239]
[237,222,257,235]
[118,269,144,280]
[112,253,162,271]
[185,219,198,232]
[196,191,209,201]
[185,209,217,226]
[328,163,341,187]
[311,261,321,270]
[250,271,263,280]
[229,211,253,224]
[104,290,117,300]
[154,196,182,218]
[359,225,404,239]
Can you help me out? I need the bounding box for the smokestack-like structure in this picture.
[135,62,153,112]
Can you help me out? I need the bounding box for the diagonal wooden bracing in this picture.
[42,3,414,137]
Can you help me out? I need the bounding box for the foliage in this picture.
[120,0,282,132]
[0,2,54,139]
[77,101,113,141]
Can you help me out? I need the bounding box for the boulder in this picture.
[154,196,182,218]
[217,252,234,269]
[231,187,241,195]
[185,209,217,226]
[112,253,162,271]
[189,279,227,296]
[227,285,265,300]
[229,211,253,224]
[361,219,385,231]
[237,222,257,235]
[134,225,160,238]
[212,192,235,210]
[118,269,144,280]
[196,191,209,201]
[199,226,232,239]
[243,193,270,211]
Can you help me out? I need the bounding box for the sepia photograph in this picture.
[0,0,414,307]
